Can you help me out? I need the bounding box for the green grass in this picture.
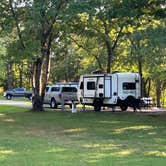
[0,105,166,166]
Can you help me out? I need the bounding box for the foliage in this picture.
[0,0,166,106]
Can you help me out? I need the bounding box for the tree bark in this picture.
[18,63,23,88]
[104,21,123,73]
[104,22,112,73]
[9,0,25,49]
[6,61,13,90]
[145,77,151,97]
[138,56,145,97]
[32,33,52,111]
[156,79,161,108]
[106,40,112,73]
[32,58,43,111]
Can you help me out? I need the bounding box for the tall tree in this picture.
[28,0,69,111]
[6,0,70,111]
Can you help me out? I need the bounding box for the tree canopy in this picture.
[0,0,166,109]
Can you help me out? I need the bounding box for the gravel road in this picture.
[0,99,32,108]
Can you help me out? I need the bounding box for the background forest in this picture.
[0,0,165,109]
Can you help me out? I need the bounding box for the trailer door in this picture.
[83,76,104,98]
[104,76,111,98]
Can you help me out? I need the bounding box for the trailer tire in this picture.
[126,96,135,107]
[93,98,102,112]
[126,96,140,111]
[119,100,128,111]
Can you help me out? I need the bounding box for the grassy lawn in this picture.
[0,105,166,166]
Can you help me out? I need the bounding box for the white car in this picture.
[43,82,78,108]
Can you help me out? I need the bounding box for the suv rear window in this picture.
[61,87,77,92]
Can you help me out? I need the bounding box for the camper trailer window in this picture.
[87,82,95,90]
[99,84,103,89]
[51,87,60,92]
[123,83,136,90]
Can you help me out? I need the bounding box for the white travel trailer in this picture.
[77,72,141,111]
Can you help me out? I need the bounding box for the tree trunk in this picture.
[28,62,34,90]
[138,57,145,97]
[6,61,13,90]
[32,40,51,111]
[156,79,161,108]
[94,55,104,71]
[19,64,23,88]
[145,77,151,97]
[106,40,112,73]
[40,46,51,100]
[32,58,43,111]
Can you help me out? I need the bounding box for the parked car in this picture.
[3,88,32,100]
[41,82,78,108]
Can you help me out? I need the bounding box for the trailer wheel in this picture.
[120,105,128,111]
[93,98,102,112]
[119,100,128,111]
[126,96,139,111]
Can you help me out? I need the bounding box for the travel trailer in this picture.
[77,72,141,111]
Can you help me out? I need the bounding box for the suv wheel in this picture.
[50,98,57,109]
[28,95,32,100]
[6,94,12,100]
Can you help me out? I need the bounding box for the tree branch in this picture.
[44,0,69,39]
[70,36,104,70]
[9,0,25,49]
[111,26,123,52]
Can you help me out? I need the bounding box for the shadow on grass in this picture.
[0,106,166,165]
